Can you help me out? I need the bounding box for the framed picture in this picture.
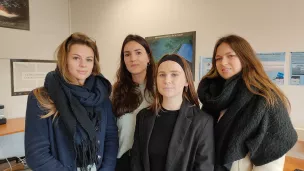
[0,0,30,30]
[145,31,196,79]
[10,59,56,96]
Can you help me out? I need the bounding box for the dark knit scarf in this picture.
[198,73,297,171]
[44,69,111,171]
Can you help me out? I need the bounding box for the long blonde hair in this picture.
[203,34,290,111]
[34,32,101,118]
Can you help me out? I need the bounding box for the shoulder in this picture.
[27,91,42,111]
[136,107,153,119]
[96,74,112,96]
[191,105,214,125]
[26,91,50,122]
[26,89,55,119]
[249,94,287,118]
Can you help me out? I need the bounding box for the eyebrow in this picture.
[216,52,235,57]
[72,54,94,58]
[124,49,142,53]
[225,52,234,55]
[158,70,181,73]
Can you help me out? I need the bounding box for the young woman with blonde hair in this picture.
[25,32,118,171]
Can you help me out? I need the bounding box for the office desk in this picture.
[0,118,25,136]
[0,118,26,170]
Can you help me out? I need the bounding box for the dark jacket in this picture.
[131,100,215,171]
[198,75,298,171]
[24,79,118,171]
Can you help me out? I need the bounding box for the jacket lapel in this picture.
[142,111,156,171]
[165,100,193,171]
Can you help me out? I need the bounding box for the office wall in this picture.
[71,0,304,139]
[0,0,70,118]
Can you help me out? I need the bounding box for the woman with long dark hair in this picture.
[112,34,155,171]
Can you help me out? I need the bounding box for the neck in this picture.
[132,71,146,84]
[69,78,84,86]
[77,80,84,86]
[162,95,183,110]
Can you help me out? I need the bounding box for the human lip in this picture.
[77,70,87,74]
[221,67,231,73]
[131,64,139,67]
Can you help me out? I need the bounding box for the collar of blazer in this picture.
[141,99,195,171]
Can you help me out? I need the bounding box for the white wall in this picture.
[0,0,70,118]
[71,0,304,139]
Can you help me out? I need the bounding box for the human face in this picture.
[157,61,188,100]
[67,44,94,85]
[123,41,150,76]
[215,43,242,79]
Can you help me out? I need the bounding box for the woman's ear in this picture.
[184,85,189,92]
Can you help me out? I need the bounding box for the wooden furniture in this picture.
[0,117,26,171]
[284,156,304,171]
[0,118,25,136]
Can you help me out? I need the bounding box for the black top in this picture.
[149,108,179,171]
[132,100,215,171]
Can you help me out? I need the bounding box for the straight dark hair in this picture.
[112,34,155,117]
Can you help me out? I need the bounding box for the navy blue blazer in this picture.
[24,92,118,171]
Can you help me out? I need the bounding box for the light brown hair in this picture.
[33,32,100,118]
[151,54,199,114]
[203,34,290,111]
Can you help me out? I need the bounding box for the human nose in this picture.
[130,53,137,61]
[220,56,228,65]
[79,59,87,67]
[164,75,172,84]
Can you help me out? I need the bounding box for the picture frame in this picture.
[145,31,196,79]
[0,0,30,30]
[10,59,56,96]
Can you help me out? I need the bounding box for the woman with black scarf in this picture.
[24,32,118,171]
[197,34,298,171]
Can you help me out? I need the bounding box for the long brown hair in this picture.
[151,54,199,114]
[203,34,290,110]
[112,34,155,117]
[33,32,101,118]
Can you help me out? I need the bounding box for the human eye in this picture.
[124,53,130,57]
[215,57,222,61]
[87,58,93,62]
[73,56,79,60]
[158,73,165,77]
[136,51,142,55]
[172,73,179,77]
